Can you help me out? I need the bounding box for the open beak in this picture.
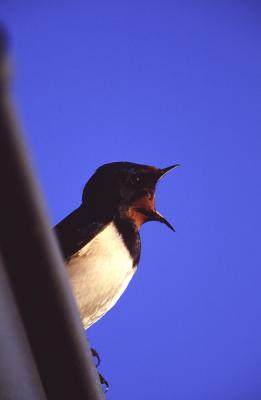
[151,163,179,231]
[133,163,179,232]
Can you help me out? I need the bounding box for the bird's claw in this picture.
[99,373,109,393]
[91,348,101,367]
[90,348,109,392]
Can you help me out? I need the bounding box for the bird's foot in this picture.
[99,373,109,393]
[91,348,109,392]
[91,348,101,367]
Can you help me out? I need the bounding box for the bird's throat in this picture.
[127,191,156,230]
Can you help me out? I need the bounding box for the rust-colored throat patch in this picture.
[127,190,155,230]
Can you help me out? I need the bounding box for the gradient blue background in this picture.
[2,2,261,399]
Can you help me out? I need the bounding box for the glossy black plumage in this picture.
[54,161,168,264]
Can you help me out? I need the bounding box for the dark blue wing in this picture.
[54,206,107,260]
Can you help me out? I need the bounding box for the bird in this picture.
[55,161,178,330]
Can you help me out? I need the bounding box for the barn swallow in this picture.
[55,162,178,329]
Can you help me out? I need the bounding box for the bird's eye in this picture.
[130,174,143,186]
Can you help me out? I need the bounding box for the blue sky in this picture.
[2,2,261,399]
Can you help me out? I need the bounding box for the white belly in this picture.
[66,222,136,329]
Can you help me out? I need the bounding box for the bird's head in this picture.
[82,161,179,231]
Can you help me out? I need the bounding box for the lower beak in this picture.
[153,210,175,231]
[135,208,175,232]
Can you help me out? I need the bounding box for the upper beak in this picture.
[158,164,180,180]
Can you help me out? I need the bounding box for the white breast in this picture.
[66,222,136,329]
